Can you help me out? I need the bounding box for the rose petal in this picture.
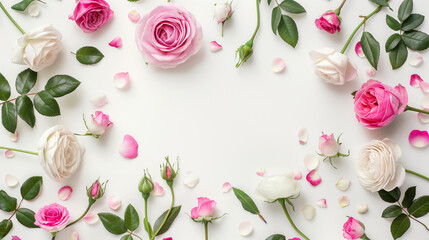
[5,150,15,158]
[153,181,165,196]
[5,174,18,188]
[306,170,321,186]
[119,134,139,159]
[336,178,351,191]
[420,81,429,93]
[292,171,302,180]
[301,204,316,220]
[183,172,199,188]
[108,196,122,210]
[338,195,350,208]
[109,37,122,48]
[422,95,429,109]
[113,72,130,90]
[304,154,319,170]
[418,109,429,124]
[71,232,79,240]
[256,168,266,177]
[238,221,253,236]
[83,212,99,225]
[272,58,286,73]
[89,93,108,107]
[366,66,376,77]
[408,52,423,67]
[222,182,232,193]
[316,199,327,208]
[27,2,40,17]
[298,128,308,144]
[209,41,223,52]
[409,130,429,148]
[410,74,423,88]
[357,203,368,214]
[9,132,18,142]
[58,186,73,201]
[355,42,365,58]
[128,10,140,23]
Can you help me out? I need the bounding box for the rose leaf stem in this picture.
[398,202,429,231]
[0,93,38,106]
[0,146,38,155]
[204,221,209,240]
[405,169,429,182]
[249,0,261,43]
[0,0,25,34]
[65,200,95,228]
[405,105,429,115]
[340,5,382,54]
[128,231,143,240]
[334,0,347,15]
[278,199,310,240]
[8,199,23,220]
[151,183,175,239]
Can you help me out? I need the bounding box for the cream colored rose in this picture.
[309,48,358,85]
[255,174,301,202]
[12,25,63,72]
[38,125,84,182]
[356,138,405,192]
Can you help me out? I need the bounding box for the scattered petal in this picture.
[338,195,350,208]
[9,132,18,142]
[108,196,122,210]
[306,170,322,186]
[222,182,232,193]
[5,150,15,158]
[336,178,351,191]
[292,171,302,180]
[408,52,423,67]
[119,134,139,159]
[89,93,108,107]
[256,168,266,177]
[109,37,122,48]
[209,41,223,52]
[71,231,79,240]
[128,10,140,22]
[418,109,429,124]
[5,174,18,188]
[357,203,368,214]
[83,212,99,225]
[288,238,301,240]
[355,42,365,58]
[420,81,429,93]
[316,199,327,208]
[409,130,429,148]
[58,186,73,201]
[365,66,376,77]
[301,204,316,220]
[421,95,429,109]
[113,72,130,90]
[272,58,286,73]
[27,2,40,17]
[183,172,199,188]
[410,74,423,88]
[153,182,165,196]
[238,221,253,236]
[297,128,308,144]
[304,154,319,170]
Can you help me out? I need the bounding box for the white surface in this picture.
[0,0,428,239]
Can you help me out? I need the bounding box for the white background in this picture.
[0,0,429,239]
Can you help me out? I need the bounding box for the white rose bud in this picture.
[255,174,301,202]
[214,1,232,24]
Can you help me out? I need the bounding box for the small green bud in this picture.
[139,171,154,199]
[235,40,254,68]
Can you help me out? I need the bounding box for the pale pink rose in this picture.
[70,0,114,33]
[354,80,408,129]
[315,11,341,34]
[319,134,339,157]
[343,217,365,239]
[34,203,70,232]
[135,5,203,69]
[191,197,216,220]
[87,111,112,136]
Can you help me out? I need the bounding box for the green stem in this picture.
[151,183,175,239]
[406,169,429,182]
[74,132,93,137]
[128,231,143,240]
[0,1,25,34]
[334,0,347,15]
[204,221,209,240]
[278,199,310,240]
[250,0,261,42]
[340,5,382,53]
[65,200,94,228]
[8,199,23,221]
[0,146,38,155]
[405,105,429,115]
[144,198,152,239]
[221,22,224,37]
[0,93,38,106]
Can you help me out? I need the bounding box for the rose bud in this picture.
[318,133,339,157]
[87,179,107,202]
[86,111,113,137]
[214,1,232,24]
[342,217,370,240]
[236,41,254,68]
[315,11,341,34]
[161,156,179,184]
[138,171,154,200]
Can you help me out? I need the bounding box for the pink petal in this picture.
[410,74,423,88]
[238,221,253,236]
[153,181,165,196]
[366,66,376,77]
[83,212,99,225]
[422,95,429,109]
[420,81,429,93]
[222,182,232,193]
[292,171,302,180]
[418,109,429,124]
[304,154,319,170]
[272,58,286,73]
[5,174,19,188]
[289,238,301,240]
[408,52,423,67]
[9,132,18,142]
[128,10,140,23]
[298,128,308,144]
[256,168,266,177]
[306,170,322,186]
[355,42,365,58]
[209,41,223,52]
[316,199,327,208]
[71,232,79,240]
[338,195,350,208]
[5,150,15,158]
[301,204,316,220]
[108,196,122,210]
[113,72,130,90]
[119,134,139,159]
[89,93,108,107]
[58,186,73,201]
[109,37,122,48]
[409,130,429,148]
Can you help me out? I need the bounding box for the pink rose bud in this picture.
[87,111,113,136]
[315,11,341,34]
[34,203,70,232]
[70,0,114,33]
[214,1,232,24]
[87,180,106,201]
[161,156,178,182]
[91,181,99,197]
[191,197,217,221]
[343,217,365,240]
[318,134,339,157]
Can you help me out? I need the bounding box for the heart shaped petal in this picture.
[9,132,18,142]
[5,174,19,188]
[89,93,108,108]
[408,52,423,67]
[5,150,15,158]
[366,66,376,77]
[83,212,99,225]
[109,37,122,48]
[222,182,232,193]
[128,10,140,22]
[209,41,223,52]
[256,168,266,177]
[355,42,365,58]
[418,109,429,124]
[108,196,122,210]
[420,81,429,93]
[27,2,40,17]
[58,186,73,201]
[238,221,253,236]
[301,204,316,220]
[410,74,423,88]
[304,154,319,170]
[421,95,429,109]
[357,203,368,214]
[71,232,79,240]
[292,170,302,180]
[306,170,321,186]
[272,58,286,73]
[183,172,199,188]
[119,134,139,159]
[338,195,350,208]
[316,199,327,208]
[409,130,429,148]
[298,128,308,144]
[113,72,130,90]
[153,181,165,196]
[336,178,351,191]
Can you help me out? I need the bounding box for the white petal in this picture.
[316,199,327,208]
[238,221,253,236]
[408,52,423,67]
[5,150,15,158]
[304,154,319,170]
[357,203,368,214]
[421,95,429,109]
[5,174,18,188]
[418,109,429,124]
[27,2,40,17]
[183,171,199,188]
[71,232,79,240]
[113,72,130,90]
[365,66,376,77]
[420,82,429,93]
[222,182,232,193]
[272,58,286,73]
[301,204,316,220]
[338,195,350,208]
[89,93,108,107]
[108,196,122,210]
[83,212,99,224]
[336,178,351,191]
[9,132,18,142]
[298,128,308,144]
[256,168,266,177]
[58,186,73,201]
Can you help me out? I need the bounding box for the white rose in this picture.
[356,138,405,192]
[309,48,358,85]
[38,125,84,182]
[255,174,301,202]
[12,25,63,72]
[214,1,232,24]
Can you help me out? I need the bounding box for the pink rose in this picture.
[70,0,114,33]
[135,5,203,69]
[354,80,408,129]
[11,237,21,240]
[87,111,112,136]
[191,197,216,220]
[315,11,341,34]
[319,134,339,157]
[34,203,70,232]
[343,217,365,240]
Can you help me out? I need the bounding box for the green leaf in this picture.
[16,95,35,127]
[2,102,17,133]
[76,46,104,65]
[98,213,127,235]
[398,0,413,22]
[379,188,401,203]
[389,42,408,69]
[34,91,60,117]
[120,235,133,240]
[279,0,306,14]
[360,32,380,69]
[382,205,403,218]
[386,15,401,31]
[271,6,282,35]
[0,190,17,212]
[11,0,34,11]
[267,0,272,4]
[401,14,424,31]
[402,30,429,50]
[232,187,260,215]
[0,219,13,238]
[391,214,410,239]
[16,68,37,94]
[16,208,38,228]
[369,0,390,7]
[124,204,139,231]
[0,73,11,101]
[385,34,402,52]
[20,176,43,200]
[402,186,416,208]
[278,15,299,48]
[266,234,286,240]
[44,75,81,98]
[153,205,181,236]
[408,196,429,218]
